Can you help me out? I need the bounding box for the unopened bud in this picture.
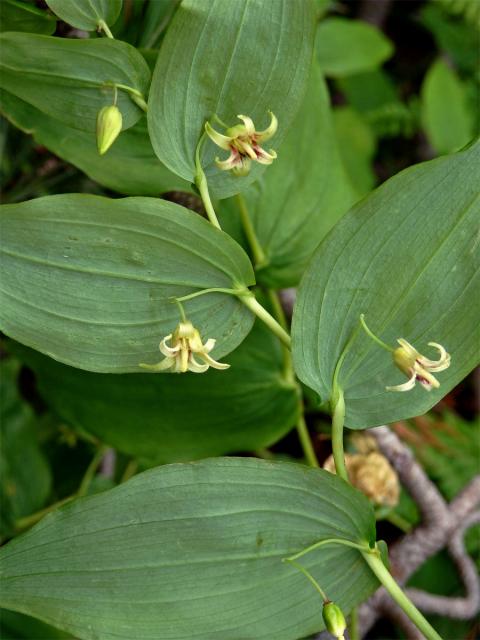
[322,601,346,640]
[96,105,122,155]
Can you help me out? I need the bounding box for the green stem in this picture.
[296,413,319,468]
[286,537,370,563]
[195,134,221,229]
[283,558,328,602]
[362,551,443,640]
[360,314,394,353]
[15,496,74,532]
[111,83,148,112]
[121,459,138,483]
[384,511,413,533]
[240,293,291,349]
[349,606,359,640]
[331,387,348,482]
[77,446,108,498]
[266,289,287,330]
[236,193,267,268]
[175,287,245,303]
[98,19,114,39]
[266,288,295,382]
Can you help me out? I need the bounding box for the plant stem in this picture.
[286,537,370,563]
[236,193,267,268]
[266,288,295,382]
[15,496,74,532]
[77,446,108,497]
[349,606,359,640]
[362,550,443,640]
[360,314,394,352]
[111,83,148,112]
[240,293,291,349]
[195,134,221,229]
[266,289,287,329]
[296,413,319,468]
[384,511,412,533]
[176,287,244,303]
[98,19,114,38]
[121,459,138,483]
[283,558,328,602]
[331,387,348,482]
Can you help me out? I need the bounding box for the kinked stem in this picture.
[236,193,266,268]
[98,19,114,39]
[195,134,221,229]
[362,550,443,640]
[331,387,348,482]
[240,293,291,349]
[296,413,319,468]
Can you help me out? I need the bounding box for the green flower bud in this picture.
[96,105,122,155]
[322,601,346,640]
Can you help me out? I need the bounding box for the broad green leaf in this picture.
[0,33,150,133]
[421,58,474,155]
[337,69,414,140]
[0,359,51,539]
[0,458,378,639]
[0,609,70,640]
[337,69,398,115]
[45,0,122,31]
[0,0,56,35]
[223,63,356,288]
[316,17,393,77]
[292,141,480,428]
[333,106,377,197]
[0,194,255,373]
[13,319,299,463]
[0,90,190,196]
[420,4,479,73]
[147,0,315,199]
[137,0,179,49]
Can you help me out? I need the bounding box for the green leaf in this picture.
[0,194,255,373]
[0,458,378,639]
[147,0,315,199]
[421,58,474,155]
[45,0,122,31]
[333,106,377,197]
[13,319,299,462]
[0,609,70,640]
[0,0,57,35]
[137,0,179,49]
[316,17,393,77]
[0,33,150,133]
[0,359,52,538]
[0,90,190,196]
[292,141,480,428]
[420,4,480,73]
[225,63,356,288]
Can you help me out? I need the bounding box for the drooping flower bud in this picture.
[322,601,346,640]
[96,105,122,155]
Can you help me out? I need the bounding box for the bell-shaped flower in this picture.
[140,321,230,374]
[386,338,451,392]
[205,111,278,176]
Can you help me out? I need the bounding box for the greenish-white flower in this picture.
[205,112,278,176]
[387,338,450,392]
[140,321,229,374]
